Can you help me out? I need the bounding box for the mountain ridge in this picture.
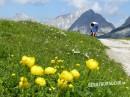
[46,9,115,35]
[100,16,130,38]
[69,9,115,35]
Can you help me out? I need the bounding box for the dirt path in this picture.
[100,39,130,76]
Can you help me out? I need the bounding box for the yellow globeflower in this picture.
[57,78,67,88]
[20,56,35,68]
[26,57,35,68]
[86,59,99,70]
[20,76,28,82]
[60,70,73,82]
[70,69,80,79]
[45,67,57,75]
[35,77,46,86]
[30,65,44,75]
[20,56,28,65]
[19,77,29,88]
[19,81,29,88]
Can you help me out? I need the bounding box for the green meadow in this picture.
[0,20,130,97]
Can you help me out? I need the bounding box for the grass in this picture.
[124,37,130,40]
[0,20,130,97]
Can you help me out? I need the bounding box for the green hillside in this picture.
[0,20,130,97]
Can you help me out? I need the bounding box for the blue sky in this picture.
[0,0,130,27]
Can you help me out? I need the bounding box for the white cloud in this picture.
[64,0,87,9]
[102,0,129,15]
[64,0,129,15]
[64,0,102,13]
[13,0,49,5]
[91,2,102,12]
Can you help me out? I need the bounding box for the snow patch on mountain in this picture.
[46,10,84,30]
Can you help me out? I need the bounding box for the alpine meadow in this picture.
[0,20,130,97]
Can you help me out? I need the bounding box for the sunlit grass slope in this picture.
[0,20,130,97]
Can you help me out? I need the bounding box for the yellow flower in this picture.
[68,84,74,88]
[20,56,35,68]
[86,59,99,70]
[19,77,29,88]
[75,64,80,67]
[19,81,29,88]
[35,77,46,86]
[45,67,57,75]
[30,65,44,75]
[51,60,55,64]
[60,70,73,82]
[20,56,28,65]
[20,76,28,82]
[70,69,80,79]
[57,79,67,88]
